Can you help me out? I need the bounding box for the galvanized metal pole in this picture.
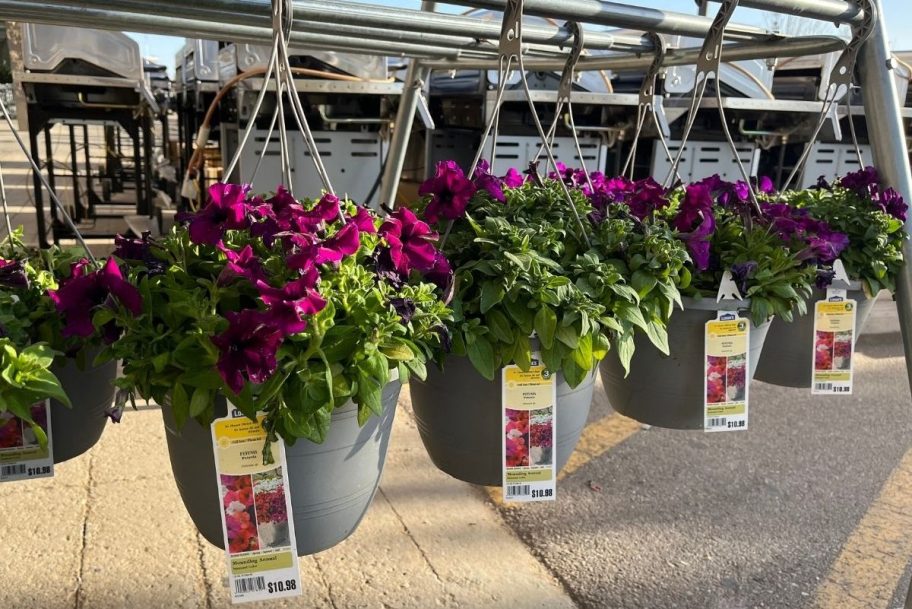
[856,0,912,396]
[380,2,436,209]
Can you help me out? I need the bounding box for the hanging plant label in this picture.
[704,313,750,432]
[811,289,856,395]
[0,400,54,482]
[211,408,301,604]
[502,353,557,502]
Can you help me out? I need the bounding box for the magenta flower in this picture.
[839,166,879,196]
[187,183,251,245]
[294,193,342,233]
[378,208,438,275]
[754,176,775,194]
[218,244,268,285]
[472,160,506,203]
[425,252,454,293]
[674,184,716,271]
[49,258,143,341]
[879,187,908,222]
[257,268,326,319]
[503,167,525,188]
[347,206,378,233]
[0,259,29,289]
[419,160,477,223]
[286,222,361,271]
[730,261,758,296]
[211,309,284,394]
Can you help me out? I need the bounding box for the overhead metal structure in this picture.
[0,0,910,458]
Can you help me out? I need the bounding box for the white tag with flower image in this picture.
[704,312,750,432]
[502,353,557,502]
[211,408,301,604]
[811,289,856,395]
[0,400,54,482]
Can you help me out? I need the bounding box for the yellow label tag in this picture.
[812,298,856,395]
[502,354,557,502]
[704,316,750,432]
[211,411,301,603]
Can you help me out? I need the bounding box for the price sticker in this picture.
[211,408,302,604]
[0,400,54,482]
[502,353,557,502]
[811,291,856,396]
[704,313,750,432]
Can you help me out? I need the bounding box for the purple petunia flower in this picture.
[49,258,143,341]
[378,208,438,276]
[839,166,879,196]
[674,184,716,271]
[503,167,525,189]
[187,183,251,245]
[286,222,361,271]
[472,160,506,203]
[418,161,477,223]
[211,309,284,394]
[347,206,378,234]
[295,193,342,233]
[730,261,758,296]
[218,244,268,285]
[390,297,416,323]
[256,269,326,336]
[425,252,454,295]
[755,176,775,194]
[879,187,908,222]
[0,259,29,289]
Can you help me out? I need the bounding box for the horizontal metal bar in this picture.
[443,0,773,41]
[731,0,863,26]
[422,34,847,72]
[1,2,463,58]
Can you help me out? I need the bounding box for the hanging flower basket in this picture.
[108,184,451,555]
[411,355,594,486]
[1,230,134,463]
[601,176,816,429]
[601,297,770,429]
[163,382,401,555]
[407,161,688,482]
[49,347,116,463]
[755,167,908,388]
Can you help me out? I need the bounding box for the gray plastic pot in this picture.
[409,355,595,486]
[50,349,115,464]
[600,298,771,430]
[755,286,876,388]
[162,380,401,556]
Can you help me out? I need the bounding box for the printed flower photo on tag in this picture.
[529,407,554,467]
[504,409,530,468]
[220,474,259,555]
[814,331,835,371]
[252,468,290,550]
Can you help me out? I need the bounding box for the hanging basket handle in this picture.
[781,0,877,191]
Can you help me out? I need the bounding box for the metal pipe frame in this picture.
[420,34,846,72]
[856,0,912,397]
[713,0,863,25]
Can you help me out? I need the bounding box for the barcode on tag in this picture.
[234,576,265,595]
[505,484,531,498]
[0,464,26,478]
[815,383,833,392]
[707,417,727,428]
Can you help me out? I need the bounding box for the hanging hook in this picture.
[531,21,594,192]
[622,32,678,183]
[782,0,877,191]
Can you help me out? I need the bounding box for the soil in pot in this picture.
[600,298,771,430]
[162,381,401,556]
[409,355,595,487]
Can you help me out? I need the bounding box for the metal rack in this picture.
[0,0,910,449]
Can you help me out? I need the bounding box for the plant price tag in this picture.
[811,289,856,395]
[704,313,750,432]
[502,353,557,502]
[0,400,54,482]
[211,409,301,604]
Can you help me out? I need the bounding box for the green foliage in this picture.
[0,339,68,448]
[108,199,450,444]
[423,179,688,383]
[781,185,907,296]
